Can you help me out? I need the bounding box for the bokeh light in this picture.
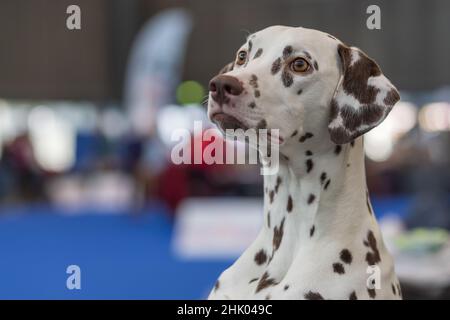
[365,101,418,162]
[176,80,205,105]
[28,106,76,172]
[418,102,450,132]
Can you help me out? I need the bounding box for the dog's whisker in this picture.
[240,28,254,40]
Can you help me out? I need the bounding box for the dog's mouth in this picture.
[211,112,285,145]
[211,112,249,131]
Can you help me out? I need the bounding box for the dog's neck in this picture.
[262,137,373,244]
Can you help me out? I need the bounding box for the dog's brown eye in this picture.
[291,58,309,73]
[236,51,247,65]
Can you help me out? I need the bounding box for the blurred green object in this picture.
[395,228,449,253]
[176,80,205,105]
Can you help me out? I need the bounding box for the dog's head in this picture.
[207,26,399,147]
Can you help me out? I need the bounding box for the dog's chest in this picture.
[209,143,400,300]
[210,220,398,300]
[209,183,399,299]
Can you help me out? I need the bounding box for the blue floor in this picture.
[0,203,231,299]
[0,197,412,299]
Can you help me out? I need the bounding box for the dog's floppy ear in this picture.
[218,61,234,74]
[328,44,400,144]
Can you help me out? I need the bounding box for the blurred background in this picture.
[0,0,449,299]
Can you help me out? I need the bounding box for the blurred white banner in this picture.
[173,197,262,259]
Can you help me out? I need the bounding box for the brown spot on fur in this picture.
[248,102,256,109]
[254,89,261,98]
[305,150,313,156]
[324,179,331,190]
[253,48,263,59]
[328,127,349,145]
[333,262,345,274]
[310,225,315,237]
[349,291,357,300]
[329,98,339,121]
[306,159,313,173]
[340,249,353,264]
[287,195,293,212]
[273,217,285,251]
[384,88,400,105]
[340,104,384,132]
[320,172,327,185]
[275,176,282,193]
[256,119,267,129]
[391,283,396,295]
[214,280,220,291]
[299,132,314,142]
[368,288,376,299]
[267,211,271,228]
[297,89,303,95]
[304,291,324,300]
[281,70,293,87]
[255,272,278,293]
[249,74,258,88]
[249,278,259,284]
[284,285,289,291]
[365,230,381,265]
[248,40,253,55]
[338,44,381,104]
[254,249,268,265]
[271,57,282,74]
[269,190,275,203]
[290,130,298,137]
[307,194,316,204]
[334,145,342,155]
[282,45,293,59]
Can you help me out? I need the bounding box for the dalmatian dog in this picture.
[207,26,402,300]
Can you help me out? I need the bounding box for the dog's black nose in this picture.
[209,75,244,105]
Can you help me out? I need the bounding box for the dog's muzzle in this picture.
[209,75,243,106]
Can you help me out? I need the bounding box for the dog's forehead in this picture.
[245,26,337,58]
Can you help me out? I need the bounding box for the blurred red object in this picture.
[157,130,230,211]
